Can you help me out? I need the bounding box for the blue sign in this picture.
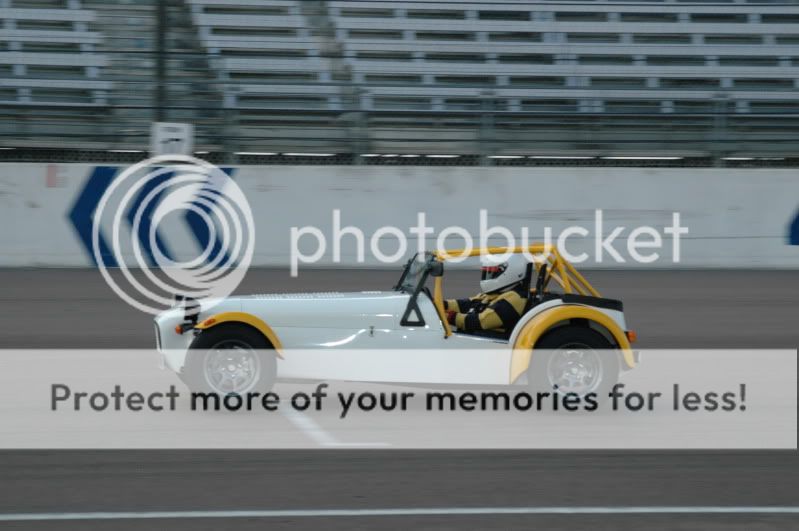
[67,166,119,267]
[125,170,176,265]
[185,169,235,266]
[790,208,799,245]
[67,165,237,266]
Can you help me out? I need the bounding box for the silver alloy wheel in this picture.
[545,343,603,396]
[202,340,262,394]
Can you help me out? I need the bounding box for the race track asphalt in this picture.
[0,268,797,530]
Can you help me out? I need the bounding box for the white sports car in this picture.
[154,245,637,396]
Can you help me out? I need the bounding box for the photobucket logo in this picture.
[290,209,688,275]
[92,155,254,314]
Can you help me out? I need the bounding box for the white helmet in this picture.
[479,254,529,294]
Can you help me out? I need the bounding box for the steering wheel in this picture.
[534,263,548,302]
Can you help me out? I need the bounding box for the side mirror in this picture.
[429,261,444,277]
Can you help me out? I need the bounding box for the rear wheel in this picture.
[528,325,620,403]
[182,323,277,396]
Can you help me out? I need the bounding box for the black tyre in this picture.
[181,323,277,396]
[528,325,620,404]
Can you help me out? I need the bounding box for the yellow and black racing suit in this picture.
[444,285,528,334]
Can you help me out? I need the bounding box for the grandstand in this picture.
[1,0,799,165]
[0,0,109,149]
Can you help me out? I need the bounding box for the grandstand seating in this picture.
[187,0,340,109]
[0,0,111,149]
[182,0,799,158]
[0,0,109,105]
[331,1,799,113]
[2,0,799,161]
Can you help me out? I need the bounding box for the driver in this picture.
[444,254,530,334]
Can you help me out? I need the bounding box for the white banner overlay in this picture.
[0,349,795,449]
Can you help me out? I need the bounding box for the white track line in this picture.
[278,402,390,448]
[1,507,798,521]
[323,442,393,448]
[278,404,338,446]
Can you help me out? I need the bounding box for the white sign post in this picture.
[150,122,194,156]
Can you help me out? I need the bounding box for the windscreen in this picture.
[400,254,427,292]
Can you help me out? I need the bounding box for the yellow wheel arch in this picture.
[194,311,284,358]
[510,305,634,384]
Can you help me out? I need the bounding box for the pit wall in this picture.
[1,163,797,268]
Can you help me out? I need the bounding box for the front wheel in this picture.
[528,325,620,404]
[181,323,277,396]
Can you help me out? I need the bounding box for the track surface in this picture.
[0,269,797,530]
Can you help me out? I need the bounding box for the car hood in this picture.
[200,291,412,328]
[240,291,398,301]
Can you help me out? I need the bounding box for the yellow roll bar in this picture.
[431,244,601,337]
[433,244,600,297]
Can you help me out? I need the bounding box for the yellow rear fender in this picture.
[194,311,284,358]
[510,305,634,383]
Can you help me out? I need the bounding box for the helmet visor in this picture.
[480,264,506,281]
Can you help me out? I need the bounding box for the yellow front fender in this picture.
[510,306,634,383]
[194,311,284,357]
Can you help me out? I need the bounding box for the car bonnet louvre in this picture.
[248,292,347,300]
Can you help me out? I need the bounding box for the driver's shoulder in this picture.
[498,286,527,300]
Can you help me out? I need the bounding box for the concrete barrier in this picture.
[0,163,797,268]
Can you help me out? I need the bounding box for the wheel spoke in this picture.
[547,346,602,396]
[202,340,261,395]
